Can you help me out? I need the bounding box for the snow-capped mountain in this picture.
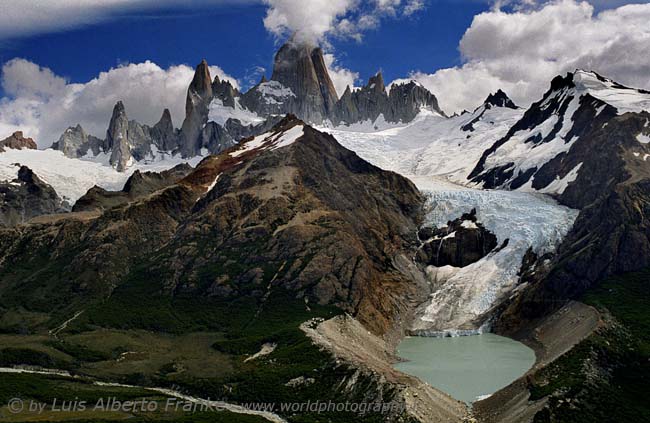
[470,70,650,207]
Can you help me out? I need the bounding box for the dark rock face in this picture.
[484,90,517,109]
[0,131,37,152]
[333,86,359,124]
[348,73,389,124]
[416,209,498,268]
[150,109,178,152]
[0,166,68,226]
[0,118,425,336]
[212,75,239,108]
[73,163,193,212]
[333,75,445,125]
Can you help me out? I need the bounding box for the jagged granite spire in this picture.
[270,39,338,123]
[151,108,178,151]
[212,75,239,108]
[106,101,132,172]
[180,60,214,157]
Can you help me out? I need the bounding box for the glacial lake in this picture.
[394,334,536,403]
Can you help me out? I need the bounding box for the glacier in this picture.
[323,109,579,334]
[412,178,578,333]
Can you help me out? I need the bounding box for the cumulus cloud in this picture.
[323,54,359,96]
[408,0,650,114]
[0,0,258,40]
[0,59,238,147]
[262,0,427,44]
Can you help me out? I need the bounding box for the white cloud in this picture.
[323,54,359,96]
[262,0,427,44]
[0,0,258,40]
[0,58,238,147]
[407,0,650,114]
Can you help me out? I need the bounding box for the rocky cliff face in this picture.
[0,131,37,152]
[0,165,68,226]
[106,101,132,171]
[269,40,339,123]
[333,75,445,125]
[179,59,214,157]
[54,102,179,170]
[72,163,193,212]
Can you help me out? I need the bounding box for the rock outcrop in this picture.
[416,209,498,268]
[54,103,179,169]
[72,163,193,212]
[484,89,517,109]
[0,131,37,152]
[0,165,68,226]
[52,124,103,158]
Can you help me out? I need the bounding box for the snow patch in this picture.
[573,70,650,115]
[208,98,264,126]
[323,106,523,184]
[256,81,295,105]
[637,133,650,144]
[460,220,478,229]
[230,125,305,158]
[0,148,204,203]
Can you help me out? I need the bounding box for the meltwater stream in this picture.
[394,334,535,404]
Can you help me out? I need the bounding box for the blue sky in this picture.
[1,0,648,144]
[0,0,486,94]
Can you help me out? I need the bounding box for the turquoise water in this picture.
[394,333,535,403]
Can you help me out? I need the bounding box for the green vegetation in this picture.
[530,268,650,422]
[0,348,64,369]
[0,373,150,404]
[46,341,113,363]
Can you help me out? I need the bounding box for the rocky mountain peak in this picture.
[368,72,386,92]
[106,100,132,171]
[212,75,238,108]
[270,40,338,123]
[157,108,173,127]
[188,59,213,103]
[484,89,517,109]
[0,165,68,226]
[0,131,37,152]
